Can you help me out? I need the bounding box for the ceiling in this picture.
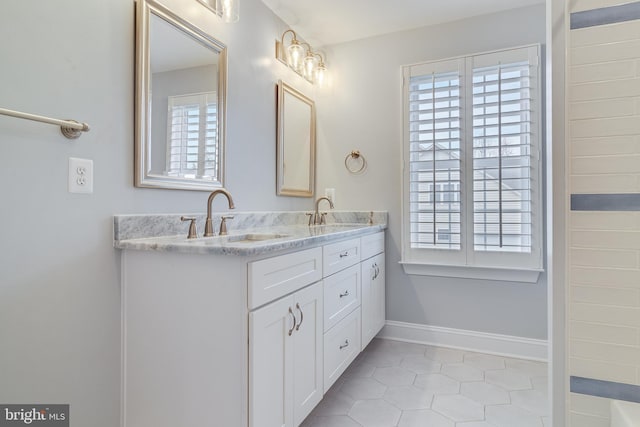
[261,0,545,47]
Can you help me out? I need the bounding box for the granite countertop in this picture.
[113,211,387,256]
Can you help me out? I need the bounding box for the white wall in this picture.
[316,4,548,340]
[0,0,314,425]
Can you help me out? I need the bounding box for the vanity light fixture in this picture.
[277,29,327,85]
[197,0,239,23]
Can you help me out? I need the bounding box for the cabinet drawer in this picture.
[248,247,322,310]
[323,307,361,393]
[323,264,360,332]
[361,232,384,260]
[323,237,361,277]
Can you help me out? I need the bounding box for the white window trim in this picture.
[399,262,543,283]
[401,44,543,283]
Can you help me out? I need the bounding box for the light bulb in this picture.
[287,40,303,72]
[315,62,327,87]
[303,53,317,81]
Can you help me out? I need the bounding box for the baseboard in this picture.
[378,320,548,361]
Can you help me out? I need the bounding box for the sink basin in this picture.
[226,233,290,243]
[611,400,640,427]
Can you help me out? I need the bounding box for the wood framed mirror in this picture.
[276,80,316,197]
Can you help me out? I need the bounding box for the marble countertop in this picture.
[114,211,387,256]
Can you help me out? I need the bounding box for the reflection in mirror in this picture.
[276,80,316,197]
[135,0,227,190]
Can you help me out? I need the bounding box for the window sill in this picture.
[399,261,543,283]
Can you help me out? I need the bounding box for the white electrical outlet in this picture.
[68,157,93,194]
[325,188,336,204]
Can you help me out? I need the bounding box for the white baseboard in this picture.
[378,320,548,361]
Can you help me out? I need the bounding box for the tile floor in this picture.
[301,338,548,427]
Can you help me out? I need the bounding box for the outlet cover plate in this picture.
[68,157,93,194]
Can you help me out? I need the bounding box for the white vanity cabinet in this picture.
[248,250,324,427]
[360,232,386,350]
[120,229,385,427]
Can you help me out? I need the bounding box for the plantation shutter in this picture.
[166,92,217,179]
[402,45,542,273]
[407,59,464,251]
[471,47,538,254]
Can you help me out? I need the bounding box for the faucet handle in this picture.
[305,213,314,226]
[219,215,234,236]
[180,216,198,239]
[320,212,327,225]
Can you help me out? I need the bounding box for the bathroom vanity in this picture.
[114,212,386,427]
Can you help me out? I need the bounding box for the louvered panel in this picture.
[408,70,462,250]
[472,60,533,253]
[166,92,218,179]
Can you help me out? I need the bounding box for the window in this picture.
[166,92,218,179]
[401,45,542,282]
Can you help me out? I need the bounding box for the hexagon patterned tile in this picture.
[301,338,548,427]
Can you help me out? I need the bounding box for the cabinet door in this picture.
[361,253,386,350]
[292,282,323,426]
[371,253,386,338]
[250,295,295,427]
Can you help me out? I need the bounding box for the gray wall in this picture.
[316,4,548,340]
[0,0,314,426]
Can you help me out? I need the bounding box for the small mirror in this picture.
[135,0,227,191]
[276,80,316,197]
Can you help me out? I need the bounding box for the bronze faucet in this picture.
[313,196,334,225]
[204,189,235,237]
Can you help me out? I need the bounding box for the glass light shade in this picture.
[303,52,317,81]
[287,40,304,72]
[216,0,239,23]
[315,62,327,87]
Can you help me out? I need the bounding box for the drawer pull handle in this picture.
[295,303,304,331]
[288,307,297,336]
[339,251,349,258]
[339,290,349,298]
[340,339,350,350]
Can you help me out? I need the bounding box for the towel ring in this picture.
[345,150,367,174]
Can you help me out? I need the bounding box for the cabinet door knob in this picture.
[339,290,349,298]
[339,339,350,350]
[288,307,297,336]
[295,303,304,331]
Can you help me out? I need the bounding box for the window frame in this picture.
[401,45,543,283]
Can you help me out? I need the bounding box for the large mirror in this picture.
[276,80,316,197]
[135,0,227,191]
